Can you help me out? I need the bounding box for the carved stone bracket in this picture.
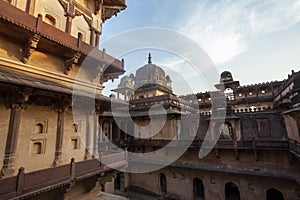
[2,88,32,109]
[101,7,121,22]
[94,0,101,14]
[102,72,121,83]
[21,34,40,63]
[64,52,81,75]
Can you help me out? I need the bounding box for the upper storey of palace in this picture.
[4,0,126,43]
[0,0,126,94]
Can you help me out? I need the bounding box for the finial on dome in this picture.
[148,53,152,64]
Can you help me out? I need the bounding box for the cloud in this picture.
[179,0,300,65]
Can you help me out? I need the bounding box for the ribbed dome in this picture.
[134,53,171,90]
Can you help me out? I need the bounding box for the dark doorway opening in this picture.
[160,173,167,194]
[193,178,204,200]
[266,188,284,200]
[114,173,121,191]
[225,182,240,200]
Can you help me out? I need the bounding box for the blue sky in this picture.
[100,0,300,96]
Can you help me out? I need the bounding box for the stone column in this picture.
[90,28,95,47]
[65,15,74,34]
[93,112,99,159]
[95,31,101,46]
[109,119,113,141]
[85,113,93,160]
[1,104,23,177]
[25,0,36,14]
[53,109,65,166]
[53,98,69,167]
[99,119,103,142]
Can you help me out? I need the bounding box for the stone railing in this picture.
[122,139,299,156]
[0,154,127,199]
[0,1,123,70]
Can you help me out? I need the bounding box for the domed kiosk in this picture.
[112,53,173,101]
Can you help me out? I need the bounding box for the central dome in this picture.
[135,53,171,90]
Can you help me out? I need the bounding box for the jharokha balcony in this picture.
[0,0,125,78]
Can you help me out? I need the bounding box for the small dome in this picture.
[119,75,134,89]
[220,71,233,82]
[134,53,171,90]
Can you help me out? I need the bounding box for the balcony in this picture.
[0,152,127,199]
[122,138,300,156]
[0,1,124,76]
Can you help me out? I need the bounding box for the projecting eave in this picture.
[282,107,300,115]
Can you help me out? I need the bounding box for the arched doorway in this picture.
[266,188,284,200]
[193,178,204,200]
[160,173,167,194]
[225,182,240,200]
[114,173,121,191]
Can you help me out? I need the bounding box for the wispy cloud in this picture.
[179,0,300,65]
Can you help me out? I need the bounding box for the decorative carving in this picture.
[83,15,92,27]
[101,7,121,22]
[58,0,68,12]
[53,96,70,167]
[215,148,220,159]
[102,72,121,83]
[21,34,40,63]
[210,177,216,184]
[64,52,81,75]
[0,90,29,178]
[94,0,101,14]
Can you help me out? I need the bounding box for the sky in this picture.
[100,0,300,96]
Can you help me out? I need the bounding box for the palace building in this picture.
[106,55,300,200]
[0,1,300,200]
[0,0,128,199]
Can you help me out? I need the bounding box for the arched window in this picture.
[35,123,43,134]
[225,182,240,200]
[266,188,284,200]
[219,122,234,140]
[160,173,167,194]
[114,173,121,191]
[224,88,234,101]
[44,14,56,26]
[193,178,204,200]
[32,142,42,154]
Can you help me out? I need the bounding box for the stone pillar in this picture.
[64,1,75,34]
[85,113,93,160]
[53,97,70,166]
[90,28,95,46]
[65,15,73,34]
[99,119,103,142]
[1,104,23,177]
[95,31,101,46]
[53,109,65,166]
[25,0,36,14]
[93,112,99,159]
[109,120,113,141]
